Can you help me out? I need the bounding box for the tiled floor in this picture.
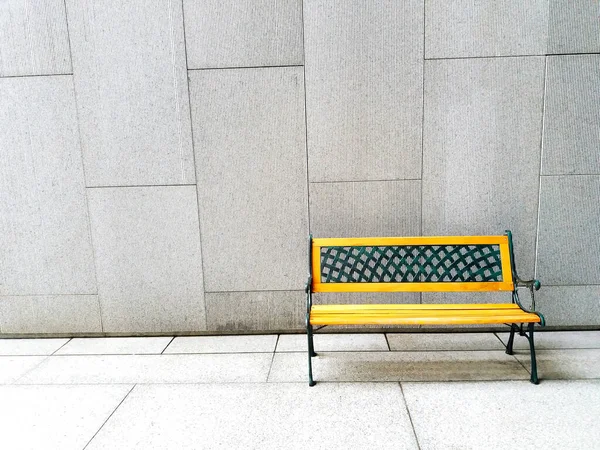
[1,331,599,449]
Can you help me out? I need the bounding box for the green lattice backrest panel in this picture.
[320,245,503,283]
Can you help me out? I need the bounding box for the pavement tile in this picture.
[56,337,172,355]
[268,351,528,383]
[0,338,69,356]
[164,335,277,354]
[402,380,600,450]
[515,349,600,380]
[0,356,46,383]
[276,333,389,352]
[498,330,600,350]
[387,333,505,351]
[17,354,272,384]
[0,384,131,450]
[85,383,418,450]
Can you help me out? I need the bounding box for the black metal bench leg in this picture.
[526,322,539,385]
[307,319,316,386]
[505,323,517,355]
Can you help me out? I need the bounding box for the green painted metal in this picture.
[319,244,503,283]
[526,322,539,384]
[505,230,545,326]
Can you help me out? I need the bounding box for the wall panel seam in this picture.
[180,0,208,331]
[534,56,548,279]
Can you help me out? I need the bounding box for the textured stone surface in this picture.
[534,286,600,327]
[0,76,96,296]
[425,0,548,58]
[205,291,304,332]
[305,0,423,182]
[0,0,71,76]
[516,349,600,380]
[387,333,505,351]
[423,57,545,275]
[164,335,278,354]
[0,295,102,335]
[56,337,173,355]
[276,333,389,352]
[183,0,303,68]
[66,0,195,186]
[548,0,600,54]
[0,385,132,449]
[313,292,421,305]
[0,338,68,356]
[190,67,308,291]
[84,383,418,450]
[87,187,205,333]
[269,351,528,382]
[536,176,600,285]
[498,331,600,350]
[421,291,511,305]
[309,180,421,237]
[18,354,273,384]
[0,356,46,383]
[403,380,600,450]
[542,55,600,175]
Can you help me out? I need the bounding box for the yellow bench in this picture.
[305,231,545,385]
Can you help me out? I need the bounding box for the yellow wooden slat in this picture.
[312,281,514,293]
[310,315,540,325]
[499,241,513,285]
[312,235,508,247]
[311,307,532,316]
[312,303,520,311]
[311,242,320,291]
[311,315,538,325]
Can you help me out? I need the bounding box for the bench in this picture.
[305,230,545,385]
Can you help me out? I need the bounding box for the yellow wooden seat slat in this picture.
[310,303,540,326]
[312,303,521,312]
[310,315,540,326]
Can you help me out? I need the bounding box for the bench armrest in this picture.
[516,278,541,291]
[513,278,545,326]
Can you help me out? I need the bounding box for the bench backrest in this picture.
[310,234,515,293]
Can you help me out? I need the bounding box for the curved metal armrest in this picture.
[513,279,545,326]
[516,278,541,291]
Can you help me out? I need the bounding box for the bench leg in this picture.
[306,318,316,386]
[505,324,518,355]
[525,322,539,385]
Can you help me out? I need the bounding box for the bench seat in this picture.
[310,303,542,326]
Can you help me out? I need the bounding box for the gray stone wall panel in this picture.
[425,0,548,58]
[0,76,96,296]
[190,67,309,292]
[183,0,303,68]
[65,0,195,186]
[0,0,72,76]
[87,186,206,333]
[309,180,421,238]
[542,55,600,175]
[548,0,600,54]
[0,295,102,334]
[537,176,600,285]
[304,0,423,182]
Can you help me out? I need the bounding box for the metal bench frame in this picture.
[305,230,545,386]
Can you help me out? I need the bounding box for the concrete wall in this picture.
[1,0,599,335]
